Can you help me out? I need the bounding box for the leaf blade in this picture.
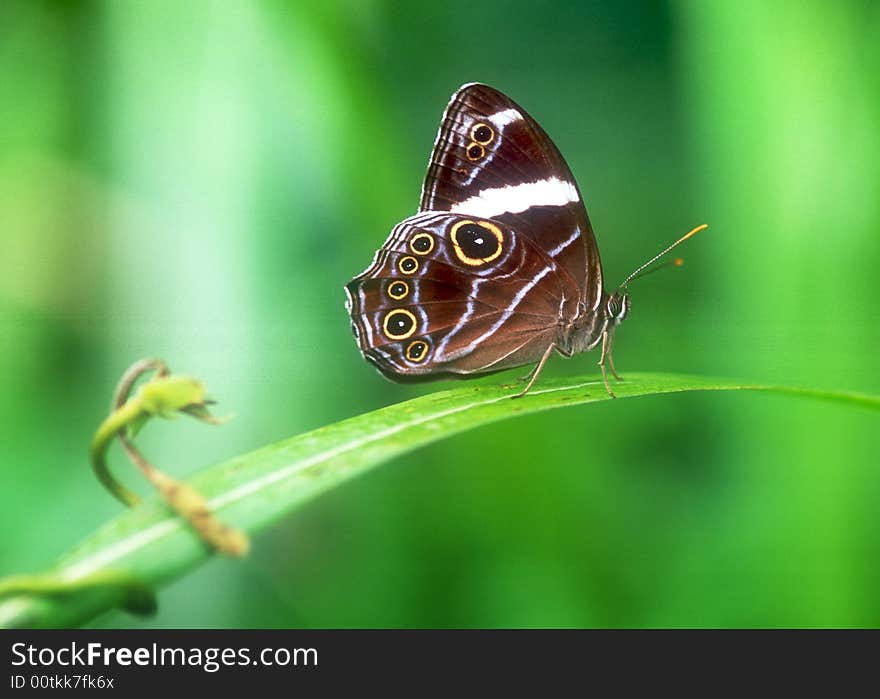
[1,372,877,628]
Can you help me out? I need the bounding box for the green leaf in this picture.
[136,375,212,421]
[1,373,877,628]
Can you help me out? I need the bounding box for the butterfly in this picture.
[345,83,706,397]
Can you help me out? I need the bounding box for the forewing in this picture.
[419,83,603,311]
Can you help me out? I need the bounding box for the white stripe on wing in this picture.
[449,177,579,219]
[489,108,521,129]
[547,228,581,257]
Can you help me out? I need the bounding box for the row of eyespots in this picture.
[395,231,436,276]
[381,308,431,364]
[382,223,495,363]
[383,232,437,363]
[385,233,426,331]
[382,279,423,350]
[466,122,495,161]
[394,223,505,281]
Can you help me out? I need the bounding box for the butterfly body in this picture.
[345,83,631,393]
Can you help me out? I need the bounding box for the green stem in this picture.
[0,573,156,619]
[89,399,144,507]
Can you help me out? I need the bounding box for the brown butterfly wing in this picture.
[345,212,570,380]
[420,83,603,313]
[346,84,608,382]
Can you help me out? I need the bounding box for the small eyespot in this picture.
[387,280,410,300]
[471,123,494,145]
[466,143,485,161]
[398,256,419,275]
[409,233,434,255]
[383,309,417,341]
[405,339,430,363]
[449,219,505,266]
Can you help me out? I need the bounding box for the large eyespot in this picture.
[398,256,419,275]
[387,280,410,300]
[449,220,504,266]
[466,143,485,161]
[409,233,434,255]
[405,339,430,363]
[470,123,494,145]
[383,309,417,340]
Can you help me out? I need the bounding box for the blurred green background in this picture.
[1,0,878,628]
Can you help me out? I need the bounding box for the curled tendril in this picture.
[89,359,249,557]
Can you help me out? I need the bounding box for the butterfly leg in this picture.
[605,328,622,381]
[511,343,556,398]
[598,331,617,398]
[607,352,622,381]
[516,364,540,383]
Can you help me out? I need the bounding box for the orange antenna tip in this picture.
[679,223,709,244]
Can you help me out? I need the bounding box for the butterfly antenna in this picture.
[626,256,685,283]
[616,223,709,289]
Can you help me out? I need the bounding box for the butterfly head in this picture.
[606,290,630,326]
